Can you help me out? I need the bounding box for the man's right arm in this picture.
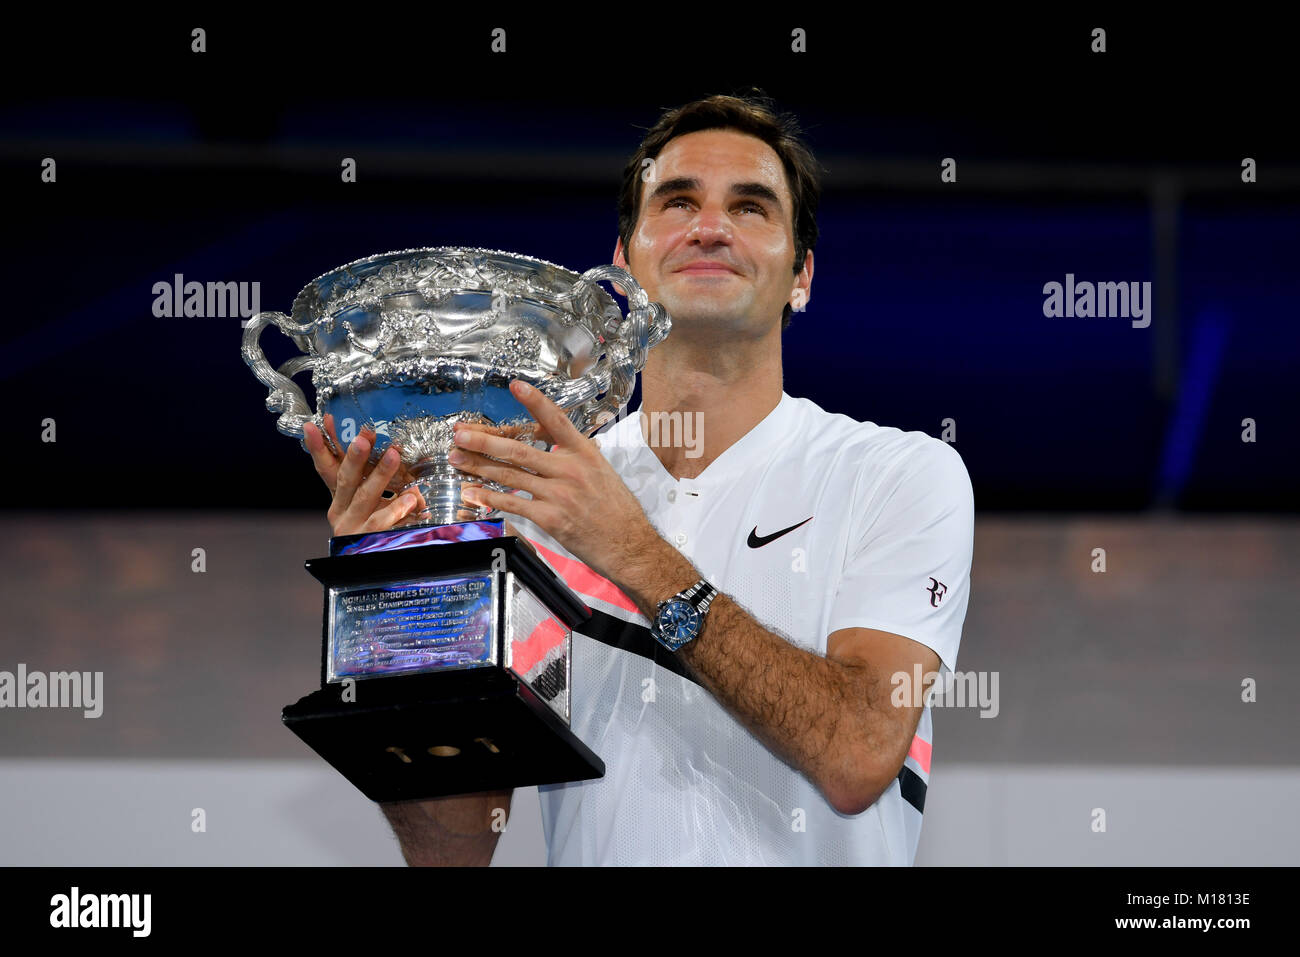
[302,417,518,867]
[381,789,513,867]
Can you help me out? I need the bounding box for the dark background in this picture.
[3,12,1296,511]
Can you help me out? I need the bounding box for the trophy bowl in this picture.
[243,246,671,525]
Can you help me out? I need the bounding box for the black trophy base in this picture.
[282,666,603,803]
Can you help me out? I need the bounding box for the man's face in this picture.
[615,128,811,335]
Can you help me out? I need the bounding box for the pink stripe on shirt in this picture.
[908,735,932,775]
[525,537,641,615]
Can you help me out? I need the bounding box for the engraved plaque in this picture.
[327,573,497,682]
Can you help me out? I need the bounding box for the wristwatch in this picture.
[650,579,718,651]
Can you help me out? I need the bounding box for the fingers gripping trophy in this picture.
[242,248,670,802]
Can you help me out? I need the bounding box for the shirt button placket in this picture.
[671,485,696,550]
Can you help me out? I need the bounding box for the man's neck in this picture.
[638,326,783,480]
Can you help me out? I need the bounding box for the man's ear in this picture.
[790,249,813,313]
[612,237,630,298]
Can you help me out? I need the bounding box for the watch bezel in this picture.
[654,598,701,650]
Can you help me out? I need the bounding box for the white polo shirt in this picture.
[509,391,974,865]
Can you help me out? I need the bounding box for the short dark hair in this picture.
[617,90,822,331]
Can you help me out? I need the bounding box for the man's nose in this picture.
[686,206,733,243]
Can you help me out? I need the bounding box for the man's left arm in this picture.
[450,380,972,817]
[614,535,940,816]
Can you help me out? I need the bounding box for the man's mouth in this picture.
[675,262,740,275]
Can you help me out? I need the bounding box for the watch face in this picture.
[655,599,701,647]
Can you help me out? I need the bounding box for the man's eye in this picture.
[661,198,764,214]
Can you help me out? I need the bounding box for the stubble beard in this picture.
[655,281,757,340]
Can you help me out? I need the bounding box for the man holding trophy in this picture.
[285,93,974,865]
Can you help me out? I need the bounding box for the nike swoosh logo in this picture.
[747,516,813,548]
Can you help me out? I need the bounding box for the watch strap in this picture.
[685,579,717,613]
[652,578,717,650]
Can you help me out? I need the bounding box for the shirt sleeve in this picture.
[825,437,974,675]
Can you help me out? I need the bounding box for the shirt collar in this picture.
[601,391,797,485]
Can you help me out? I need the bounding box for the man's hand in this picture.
[302,414,427,537]
[446,380,661,583]
[452,416,557,450]
[302,412,534,545]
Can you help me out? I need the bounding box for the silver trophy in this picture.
[244,246,669,523]
[242,248,670,802]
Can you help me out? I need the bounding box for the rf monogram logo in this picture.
[927,577,948,607]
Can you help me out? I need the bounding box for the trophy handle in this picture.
[560,265,670,434]
[242,311,321,438]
